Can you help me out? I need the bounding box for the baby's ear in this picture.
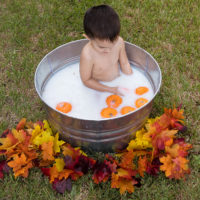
[83,34,90,40]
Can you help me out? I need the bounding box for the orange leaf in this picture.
[41,141,54,161]
[120,150,135,169]
[0,132,18,151]
[8,153,33,178]
[160,154,190,179]
[16,118,26,130]
[138,156,147,177]
[111,170,138,194]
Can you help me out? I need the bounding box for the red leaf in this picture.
[16,118,26,131]
[92,160,116,184]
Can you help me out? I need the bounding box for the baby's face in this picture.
[91,38,118,53]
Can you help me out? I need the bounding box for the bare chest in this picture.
[92,51,119,81]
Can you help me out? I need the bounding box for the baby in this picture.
[80,5,133,95]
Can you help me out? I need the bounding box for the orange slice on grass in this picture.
[106,95,122,108]
[56,102,72,113]
[135,98,148,108]
[135,87,149,95]
[120,106,135,115]
[101,107,118,118]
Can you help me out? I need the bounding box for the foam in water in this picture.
[42,62,154,120]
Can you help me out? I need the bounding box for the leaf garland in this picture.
[0,106,192,194]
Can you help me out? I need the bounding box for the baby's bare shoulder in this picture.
[81,43,93,61]
[117,36,125,48]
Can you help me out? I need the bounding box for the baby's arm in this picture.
[119,38,133,74]
[80,48,122,95]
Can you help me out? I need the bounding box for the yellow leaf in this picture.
[127,129,152,151]
[30,125,42,143]
[53,133,65,153]
[33,131,54,146]
[55,158,65,172]
[12,129,26,143]
[43,120,53,135]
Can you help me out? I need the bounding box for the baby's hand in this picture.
[110,87,124,96]
[118,87,130,96]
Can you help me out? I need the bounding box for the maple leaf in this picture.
[7,153,33,178]
[159,154,190,179]
[146,157,161,176]
[0,160,10,179]
[92,160,116,184]
[127,129,152,151]
[151,129,177,151]
[41,141,55,161]
[33,130,54,147]
[138,156,148,177]
[0,132,18,151]
[55,158,65,172]
[16,118,26,130]
[30,125,42,143]
[41,167,50,177]
[111,168,138,194]
[43,120,53,135]
[52,178,72,194]
[53,133,65,153]
[12,129,27,143]
[120,150,135,169]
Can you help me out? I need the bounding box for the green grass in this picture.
[0,0,199,199]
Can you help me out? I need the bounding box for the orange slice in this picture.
[56,102,72,113]
[135,87,149,95]
[101,107,118,118]
[120,106,135,115]
[135,98,148,108]
[106,95,122,108]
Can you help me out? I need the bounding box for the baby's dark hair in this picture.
[84,5,120,42]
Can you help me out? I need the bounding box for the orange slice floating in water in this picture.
[135,98,148,108]
[120,106,135,115]
[56,102,72,113]
[101,107,118,118]
[135,86,149,95]
[106,95,122,108]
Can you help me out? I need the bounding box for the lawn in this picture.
[0,0,200,199]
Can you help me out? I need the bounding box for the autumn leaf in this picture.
[92,160,116,184]
[120,150,135,169]
[165,139,192,158]
[41,141,55,161]
[0,160,10,179]
[53,133,65,153]
[16,118,26,130]
[127,129,152,151]
[0,132,18,151]
[151,129,177,151]
[12,129,27,143]
[33,130,54,146]
[160,154,190,179]
[111,168,138,194]
[49,165,73,183]
[55,158,65,172]
[8,153,33,178]
[138,156,148,177]
[52,178,72,194]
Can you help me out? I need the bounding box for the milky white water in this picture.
[42,62,154,120]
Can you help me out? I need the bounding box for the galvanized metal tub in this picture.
[34,39,161,153]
